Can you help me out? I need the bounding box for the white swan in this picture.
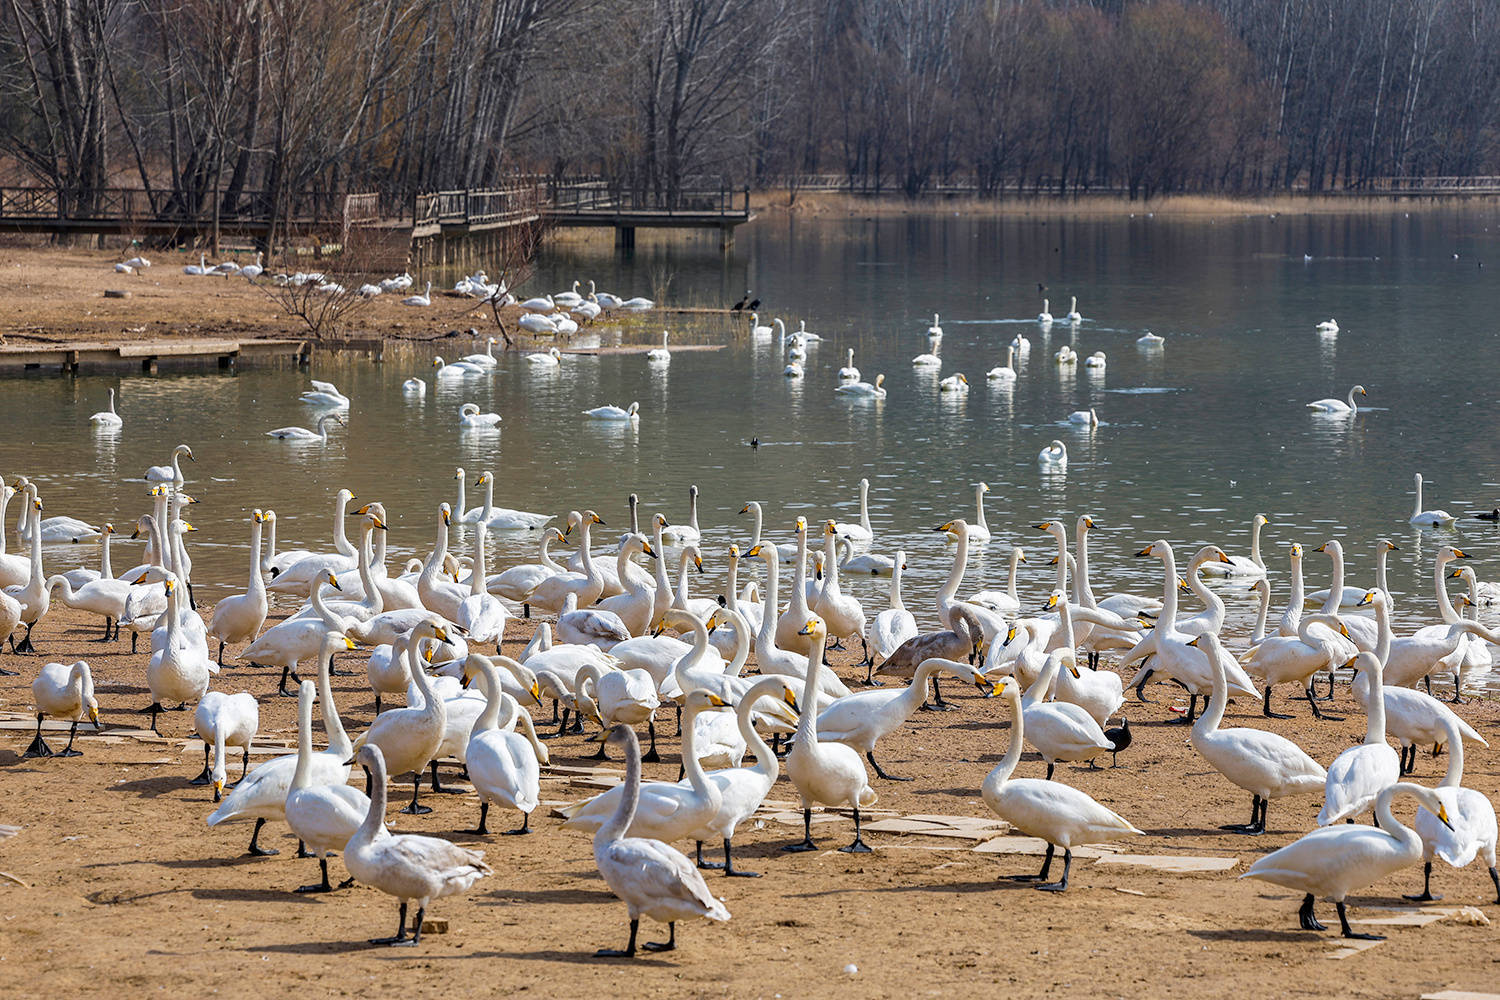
[832,477,874,544]
[1067,407,1098,426]
[588,724,729,957]
[1316,318,1339,333]
[23,660,98,757]
[88,388,123,428]
[1038,439,1067,468]
[1083,351,1105,369]
[401,281,432,306]
[490,527,567,613]
[838,348,860,382]
[1066,296,1083,323]
[525,510,606,612]
[783,619,877,853]
[433,356,485,378]
[986,346,1017,382]
[1318,652,1399,825]
[283,680,369,893]
[911,347,942,367]
[183,254,208,276]
[458,403,502,429]
[1201,514,1268,578]
[456,523,508,644]
[1188,632,1326,834]
[267,413,342,443]
[585,401,640,421]
[1405,712,1500,904]
[1306,384,1366,413]
[193,690,259,799]
[646,331,672,363]
[144,443,194,485]
[1037,298,1053,323]
[1244,782,1454,939]
[403,377,427,396]
[810,520,867,659]
[1136,330,1164,346]
[299,380,349,408]
[344,744,490,946]
[524,346,562,367]
[983,675,1141,891]
[142,576,213,731]
[619,296,654,311]
[835,373,885,398]
[1410,472,1456,527]
[1011,330,1031,353]
[553,281,583,308]
[350,621,450,815]
[660,486,702,548]
[1016,647,1114,776]
[520,293,555,311]
[939,373,970,393]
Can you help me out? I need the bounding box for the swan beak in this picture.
[344,637,356,650]
[132,571,149,584]
[164,580,175,594]
[1043,594,1060,611]
[442,510,451,526]
[88,706,99,725]
[650,617,666,638]
[1003,625,1017,647]
[433,626,450,642]
[1358,591,1376,606]
[183,523,197,532]
[708,694,728,707]
[693,555,704,573]
[1338,623,1350,638]
[591,514,605,525]
[1068,664,1081,678]
[1135,545,1153,557]
[1344,656,1359,669]
[705,612,720,630]
[1314,543,1328,553]
[1187,635,1207,649]
[424,646,435,662]
[797,618,820,636]
[530,682,542,706]
[328,574,341,591]
[1388,542,1400,551]
[934,521,955,533]
[746,544,763,558]
[130,527,141,539]
[372,518,388,531]
[738,504,750,515]
[1217,551,1234,564]
[1438,804,1453,829]
[355,503,373,515]
[1454,548,1471,559]
[212,779,223,802]
[783,688,799,712]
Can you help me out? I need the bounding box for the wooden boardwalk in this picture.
[0,338,311,374]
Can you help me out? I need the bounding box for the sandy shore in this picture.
[1,601,1496,999]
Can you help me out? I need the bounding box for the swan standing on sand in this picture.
[192,690,258,800]
[1410,472,1456,527]
[344,745,491,946]
[590,725,730,957]
[89,388,123,428]
[1306,384,1366,413]
[350,621,450,815]
[401,281,432,306]
[462,654,547,835]
[267,413,342,443]
[208,511,269,666]
[866,550,918,680]
[1243,782,1454,939]
[784,619,878,853]
[1404,713,1500,904]
[983,675,1141,891]
[1188,632,1326,834]
[284,680,370,893]
[1317,652,1399,825]
[24,660,98,758]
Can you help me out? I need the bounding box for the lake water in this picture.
[6,207,1500,665]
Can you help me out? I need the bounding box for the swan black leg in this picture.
[1336,901,1382,940]
[277,666,296,697]
[866,751,911,781]
[296,857,334,893]
[140,701,164,734]
[696,841,724,870]
[1036,848,1073,892]
[467,801,491,835]
[1488,866,1500,905]
[1045,761,1056,780]
[370,901,411,946]
[1011,843,1055,882]
[503,811,531,836]
[782,808,818,852]
[642,720,660,763]
[596,917,638,958]
[1262,686,1293,720]
[374,694,382,715]
[131,632,138,654]
[862,657,883,685]
[401,771,432,814]
[1166,692,1196,725]
[430,759,465,794]
[1222,794,1265,834]
[1298,893,1326,931]
[15,622,36,653]
[723,837,759,877]
[247,817,280,857]
[1135,667,1155,703]
[840,806,873,853]
[240,745,250,780]
[94,617,112,641]
[190,743,212,784]
[57,720,82,757]
[22,713,53,758]
[217,641,226,667]
[643,921,676,953]
[1403,861,1441,902]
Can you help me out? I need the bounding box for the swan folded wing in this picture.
[1006,781,1142,841]
[207,754,298,824]
[287,786,369,846]
[1415,792,1485,868]
[602,838,730,922]
[1243,825,1396,893]
[1229,732,1327,788]
[385,836,492,892]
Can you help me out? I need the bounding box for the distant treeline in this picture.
[2,0,1496,218]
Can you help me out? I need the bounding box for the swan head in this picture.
[796,618,826,640]
[441,504,452,527]
[824,519,838,538]
[461,403,479,416]
[628,401,640,416]
[1381,539,1399,551]
[1077,514,1094,530]
[1355,589,1385,608]
[875,374,885,388]
[433,357,444,367]
[1312,540,1341,557]
[1353,385,1367,396]
[746,543,764,558]
[1134,540,1167,558]
[935,518,967,535]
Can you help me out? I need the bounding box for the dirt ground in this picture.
[0,246,646,347]
[1,602,1497,1000]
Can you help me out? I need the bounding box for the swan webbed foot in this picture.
[866,751,911,781]
[400,774,433,815]
[1403,862,1441,901]
[596,918,639,958]
[189,745,213,784]
[695,841,725,870]
[1035,849,1072,891]
[466,802,491,835]
[1297,894,1326,931]
[1336,902,1381,940]
[782,839,818,853]
[642,923,676,952]
[296,839,314,858]
[295,858,334,893]
[246,818,280,857]
[840,838,873,854]
[722,838,759,877]
[1262,688,1293,720]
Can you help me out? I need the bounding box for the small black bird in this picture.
[1474,508,1500,522]
[1037,282,1047,293]
[1103,717,1132,767]
[747,296,761,311]
[749,437,759,449]
[731,289,751,311]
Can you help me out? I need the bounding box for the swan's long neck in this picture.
[291,685,316,790]
[939,526,968,609]
[1320,544,1345,615]
[1195,638,1229,736]
[333,493,355,558]
[310,580,342,629]
[1156,545,1179,629]
[470,526,488,596]
[674,550,694,607]
[0,487,9,557]
[673,614,712,693]
[756,550,781,650]
[748,503,763,548]
[1414,476,1425,520]
[482,475,495,519]
[263,514,278,569]
[975,487,987,533]
[99,529,113,579]
[1373,596,1391,665]
[424,509,451,583]
[1187,556,1225,627]
[821,529,841,598]
[313,638,350,756]
[407,630,440,720]
[1373,785,1421,855]
[987,688,1026,790]
[1280,553,1304,635]
[1435,554,1460,624]
[789,526,812,617]
[796,631,825,734]
[1438,717,1465,788]
[738,678,781,782]
[1349,386,1360,411]
[615,541,642,598]
[1363,660,1386,746]
[1075,524,1096,606]
[678,700,718,797]
[1051,528,1068,594]
[1250,519,1265,568]
[1250,585,1270,643]
[859,481,871,534]
[357,524,382,611]
[1007,549,1022,603]
[456,473,467,517]
[652,522,672,603]
[889,557,906,613]
[1023,651,1062,707]
[688,490,699,532]
[722,608,750,676]
[597,728,641,845]
[356,751,390,841]
[1375,545,1390,594]
[539,530,562,573]
[246,517,265,599]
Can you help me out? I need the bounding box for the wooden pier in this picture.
[0,338,311,374]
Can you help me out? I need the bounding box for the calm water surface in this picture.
[6,209,1500,663]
